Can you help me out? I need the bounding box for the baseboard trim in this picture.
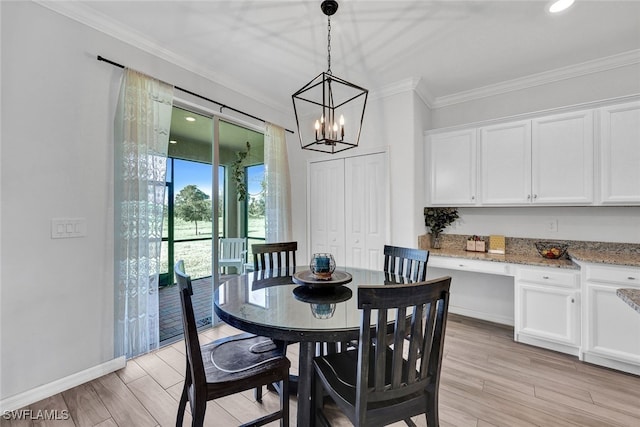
[449,305,514,327]
[0,356,126,413]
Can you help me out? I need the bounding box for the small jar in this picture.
[310,253,336,279]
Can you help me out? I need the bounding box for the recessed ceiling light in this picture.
[185,116,196,122]
[548,0,575,13]
[169,140,177,144]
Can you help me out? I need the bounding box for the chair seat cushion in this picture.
[204,333,287,382]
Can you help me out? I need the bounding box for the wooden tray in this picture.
[292,270,352,289]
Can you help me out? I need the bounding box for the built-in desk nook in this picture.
[419,234,640,375]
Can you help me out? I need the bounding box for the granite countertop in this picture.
[425,247,578,269]
[418,234,640,269]
[617,288,640,314]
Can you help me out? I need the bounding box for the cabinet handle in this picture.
[459,264,465,267]
[533,194,538,199]
[571,298,575,303]
[629,277,636,280]
[527,194,531,200]
[471,196,475,200]
[542,276,550,279]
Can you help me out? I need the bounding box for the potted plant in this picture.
[423,207,459,249]
[231,141,251,201]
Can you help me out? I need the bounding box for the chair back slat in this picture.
[383,245,429,281]
[252,241,297,273]
[357,277,451,406]
[391,306,406,388]
[373,309,387,391]
[406,303,424,382]
[418,301,434,378]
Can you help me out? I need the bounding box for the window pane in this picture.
[218,166,225,237]
[174,240,212,280]
[246,164,265,240]
[173,159,213,240]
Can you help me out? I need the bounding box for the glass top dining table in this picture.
[214,267,414,426]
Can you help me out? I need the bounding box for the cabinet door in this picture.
[309,159,345,263]
[532,110,594,204]
[585,283,640,364]
[344,153,387,269]
[599,101,640,204]
[427,129,477,205]
[517,283,579,346]
[480,120,532,204]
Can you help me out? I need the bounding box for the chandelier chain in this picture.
[327,15,332,75]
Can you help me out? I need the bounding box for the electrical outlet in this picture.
[546,219,558,233]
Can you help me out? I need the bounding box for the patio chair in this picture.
[218,237,247,274]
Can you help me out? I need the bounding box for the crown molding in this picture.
[370,77,434,107]
[432,49,640,108]
[33,0,291,114]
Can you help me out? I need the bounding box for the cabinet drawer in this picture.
[517,268,579,288]
[429,256,510,276]
[586,264,640,287]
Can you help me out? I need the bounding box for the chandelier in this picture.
[292,0,368,154]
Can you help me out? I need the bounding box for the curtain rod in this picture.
[97,55,294,134]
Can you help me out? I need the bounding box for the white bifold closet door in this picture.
[309,152,387,269]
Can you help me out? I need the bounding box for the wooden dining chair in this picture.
[175,260,290,427]
[252,241,297,273]
[313,276,451,427]
[383,245,429,281]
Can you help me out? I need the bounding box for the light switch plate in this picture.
[51,218,86,239]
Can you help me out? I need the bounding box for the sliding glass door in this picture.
[158,106,265,344]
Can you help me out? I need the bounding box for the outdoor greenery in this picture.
[160,216,265,280]
[175,185,211,235]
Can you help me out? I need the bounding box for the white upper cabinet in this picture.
[425,99,639,207]
[531,110,594,204]
[599,101,640,204]
[480,120,532,204]
[427,128,477,205]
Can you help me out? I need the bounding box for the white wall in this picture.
[0,1,290,404]
[448,207,640,244]
[426,63,640,245]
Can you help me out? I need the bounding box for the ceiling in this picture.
[170,106,265,152]
[43,1,640,112]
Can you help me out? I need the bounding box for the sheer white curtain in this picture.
[264,123,292,242]
[114,69,173,358]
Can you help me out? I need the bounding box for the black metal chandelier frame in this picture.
[291,0,368,154]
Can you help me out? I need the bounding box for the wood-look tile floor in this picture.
[3,314,640,426]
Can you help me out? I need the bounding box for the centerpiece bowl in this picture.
[535,241,568,259]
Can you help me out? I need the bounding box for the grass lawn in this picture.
[161,216,265,280]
